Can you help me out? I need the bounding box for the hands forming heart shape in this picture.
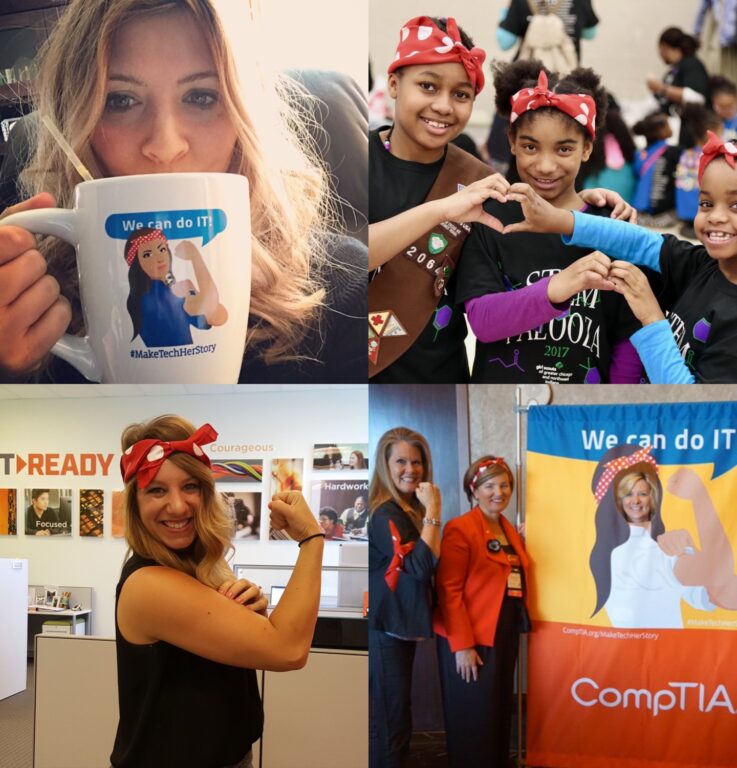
[442,174,661,326]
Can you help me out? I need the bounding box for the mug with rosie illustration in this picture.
[1,172,250,383]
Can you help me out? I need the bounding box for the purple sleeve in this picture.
[464,276,570,343]
[608,338,644,383]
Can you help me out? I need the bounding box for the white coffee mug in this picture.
[2,172,251,383]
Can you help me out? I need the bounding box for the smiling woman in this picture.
[368,426,441,767]
[113,414,325,768]
[433,455,530,768]
[0,0,366,383]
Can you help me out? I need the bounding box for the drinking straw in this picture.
[40,114,93,182]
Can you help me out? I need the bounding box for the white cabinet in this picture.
[0,557,28,700]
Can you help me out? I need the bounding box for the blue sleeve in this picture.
[630,320,696,384]
[496,26,518,50]
[580,25,598,40]
[562,211,664,271]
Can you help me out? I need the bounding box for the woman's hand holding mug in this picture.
[0,193,70,377]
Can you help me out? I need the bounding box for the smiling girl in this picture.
[0,0,365,383]
[368,15,512,382]
[456,61,643,384]
[508,130,737,382]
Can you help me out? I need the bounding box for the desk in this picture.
[27,609,91,657]
[27,584,93,657]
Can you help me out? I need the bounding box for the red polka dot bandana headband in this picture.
[469,457,511,492]
[120,423,218,488]
[125,229,168,267]
[593,446,658,504]
[388,16,486,95]
[510,70,596,139]
[698,130,737,183]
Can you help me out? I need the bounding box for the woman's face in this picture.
[473,472,512,518]
[136,458,201,550]
[387,441,424,501]
[137,236,171,280]
[349,452,359,468]
[618,478,652,527]
[91,9,237,176]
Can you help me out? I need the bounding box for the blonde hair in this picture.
[369,427,432,528]
[22,0,336,365]
[120,414,233,587]
[615,471,660,518]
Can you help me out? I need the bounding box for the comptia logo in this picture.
[571,677,736,717]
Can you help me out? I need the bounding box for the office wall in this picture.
[0,385,368,637]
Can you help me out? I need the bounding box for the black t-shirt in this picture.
[635,144,681,214]
[657,235,737,382]
[660,55,711,146]
[456,201,641,383]
[369,128,470,383]
[111,554,263,768]
[25,505,69,535]
[500,0,599,60]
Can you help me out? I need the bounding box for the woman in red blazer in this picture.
[434,455,531,768]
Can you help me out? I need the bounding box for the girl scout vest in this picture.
[368,144,492,376]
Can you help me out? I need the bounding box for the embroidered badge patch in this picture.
[693,317,711,343]
[368,310,408,365]
[428,233,449,255]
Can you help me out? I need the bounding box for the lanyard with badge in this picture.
[487,534,523,599]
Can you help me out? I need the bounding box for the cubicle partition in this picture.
[34,633,366,767]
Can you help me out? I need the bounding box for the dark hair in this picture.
[589,445,665,617]
[493,60,607,141]
[581,94,637,178]
[659,26,700,57]
[430,16,475,49]
[681,104,722,145]
[710,74,737,98]
[632,111,671,145]
[319,507,338,523]
[31,489,50,500]
[124,227,171,341]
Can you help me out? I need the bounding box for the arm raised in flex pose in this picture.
[658,468,737,609]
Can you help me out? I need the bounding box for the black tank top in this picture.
[110,554,263,768]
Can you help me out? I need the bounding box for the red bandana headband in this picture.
[510,70,596,139]
[593,446,658,504]
[125,229,168,267]
[120,423,218,489]
[469,457,511,492]
[698,130,737,183]
[388,16,486,94]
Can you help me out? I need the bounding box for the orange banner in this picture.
[528,622,737,768]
